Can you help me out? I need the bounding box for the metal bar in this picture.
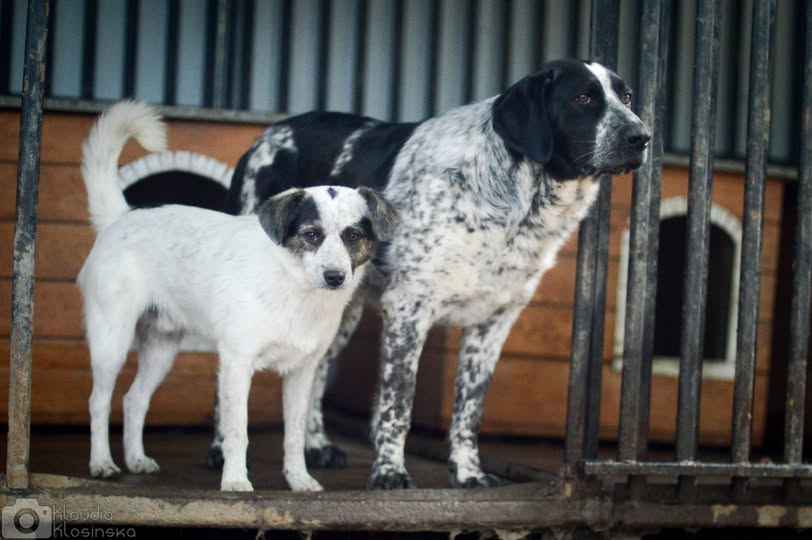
[316,0,331,111]
[238,0,254,110]
[583,0,619,461]
[785,0,812,474]
[0,0,14,94]
[424,0,440,117]
[532,0,545,70]
[6,0,50,491]
[618,0,663,465]
[388,0,404,121]
[208,0,230,108]
[462,0,478,104]
[277,0,293,113]
[675,0,720,497]
[80,0,98,99]
[123,0,138,98]
[499,0,513,90]
[583,460,812,479]
[642,0,672,455]
[43,0,54,97]
[163,0,180,106]
[351,0,367,114]
[564,0,619,467]
[731,0,775,497]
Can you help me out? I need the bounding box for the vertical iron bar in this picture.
[424,0,440,117]
[564,0,618,467]
[784,0,812,495]
[123,0,139,98]
[80,0,98,99]
[277,0,293,113]
[238,0,254,110]
[583,0,619,461]
[163,0,180,105]
[351,0,367,114]
[462,0,478,104]
[43,0,54,97]
[532,0,545,70]
[316,0,331,111]
[676,0,721,499]
[618,0,663,465]
[499,0,513,90]
[731,0,775,498]
[0,0,14,94]
[389,0,404,121]
[6,0,50,491]
[210,0,230,108]
[633,0,671,497]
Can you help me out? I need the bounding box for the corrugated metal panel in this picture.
[0,0,804,166]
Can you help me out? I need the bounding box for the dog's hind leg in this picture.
[448,306,523,488]
[304,297,364,469]
[123,324,181,474]
[87,303,139,479]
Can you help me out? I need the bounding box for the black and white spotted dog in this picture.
[206,59,650,488]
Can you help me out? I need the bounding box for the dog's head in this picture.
[257,186,397,290]
[493,59,650,180]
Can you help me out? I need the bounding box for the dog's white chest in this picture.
[431,178,599,325]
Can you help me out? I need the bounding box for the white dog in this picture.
[78,102,396,491]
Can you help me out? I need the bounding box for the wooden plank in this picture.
[0,110,264,165]
[609,169,785,224]
[0,162,88,222]
[0,339,283,426]
[0,222,94,279]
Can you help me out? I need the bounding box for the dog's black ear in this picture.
[257,189,307,244]
[357,187,398,242]
[492,69,557,163]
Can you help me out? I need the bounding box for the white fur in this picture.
[78,102,371,492]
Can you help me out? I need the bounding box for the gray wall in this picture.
[1,0,805,165]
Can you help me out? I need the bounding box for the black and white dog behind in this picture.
[78,102,396,492]
[204,59,650,489]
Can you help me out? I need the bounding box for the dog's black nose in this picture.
[626,128,651,148]
[324,270,346,288]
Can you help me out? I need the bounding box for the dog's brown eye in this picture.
[574,93,592,105]
[303,229,322,243]
[622,92,632,106]
[345,229,363,242]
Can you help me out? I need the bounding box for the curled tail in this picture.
[81,101,167,232]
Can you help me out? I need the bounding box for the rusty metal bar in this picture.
[583,460,812,479]
[784,0,812,490]
[584,0,619,461]
[675,0,720,498]
[731,0,775,497]
[6,0,50,491]
[564,0,619,467]
[617,0,664,468]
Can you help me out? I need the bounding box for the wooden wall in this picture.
[0,110,282,427]
[0,109,786,450]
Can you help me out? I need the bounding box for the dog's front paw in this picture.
[126,455,160,474]
[305,445,348,469]
[368,463,416,490]
[89,459,121,479]
[221,478,254,492]
[285,471,324,492]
